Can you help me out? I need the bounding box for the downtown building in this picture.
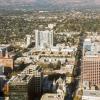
[8,64,43,100]
[81,36,100,89]
[0,45,13,76]
[35,29,53,50]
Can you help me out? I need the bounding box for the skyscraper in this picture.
[35,30,53,50]
[82,36,100,89]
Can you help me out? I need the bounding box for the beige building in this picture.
[41,93,64,100]
[82,36,100,89]
[82,90,100,100]
[82,56,100,88]
[0,45,13,69]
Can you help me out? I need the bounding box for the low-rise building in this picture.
[41,93,64,100]
[0,45,13,70]
[42,77,66,100]
[82,90,100,100]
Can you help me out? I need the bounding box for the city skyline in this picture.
[0,0,100,99]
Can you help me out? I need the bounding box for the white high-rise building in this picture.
[0,65,4,74]
[26,35,31,47]
[35,30,53,50]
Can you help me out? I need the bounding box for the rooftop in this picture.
[8,74,33,85]
[8,64,41,85]
[41,93,64,100]
[0,44,10,49]
[83,35,100,56]
[83,90,100,97]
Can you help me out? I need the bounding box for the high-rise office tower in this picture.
[35,30,53,50]
[82,36,100,89]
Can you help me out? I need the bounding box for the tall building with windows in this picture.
[8,64,43,100]
[82,56,100,88]
[82,36,100,89]
[35,30,53,50]
[26,35,32,47]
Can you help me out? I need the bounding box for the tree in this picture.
[48,63,54,69]
[56,60,61,69]
[73,96,81,100]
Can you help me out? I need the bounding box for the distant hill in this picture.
[0,0,100,11]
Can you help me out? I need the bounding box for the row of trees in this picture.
[0,16,56,43]
[54,34,80,46]
[38,60,61,70]
[54,18,100,32]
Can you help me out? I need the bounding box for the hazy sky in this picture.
[21,0,100,4]
[0,0,100,5]
[95,0,100,4]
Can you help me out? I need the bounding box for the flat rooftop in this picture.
[8,74,33,85]
[8,64,40,85]
[83,90,100,97]
[41,93,63,100]
[83,36,100,56]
